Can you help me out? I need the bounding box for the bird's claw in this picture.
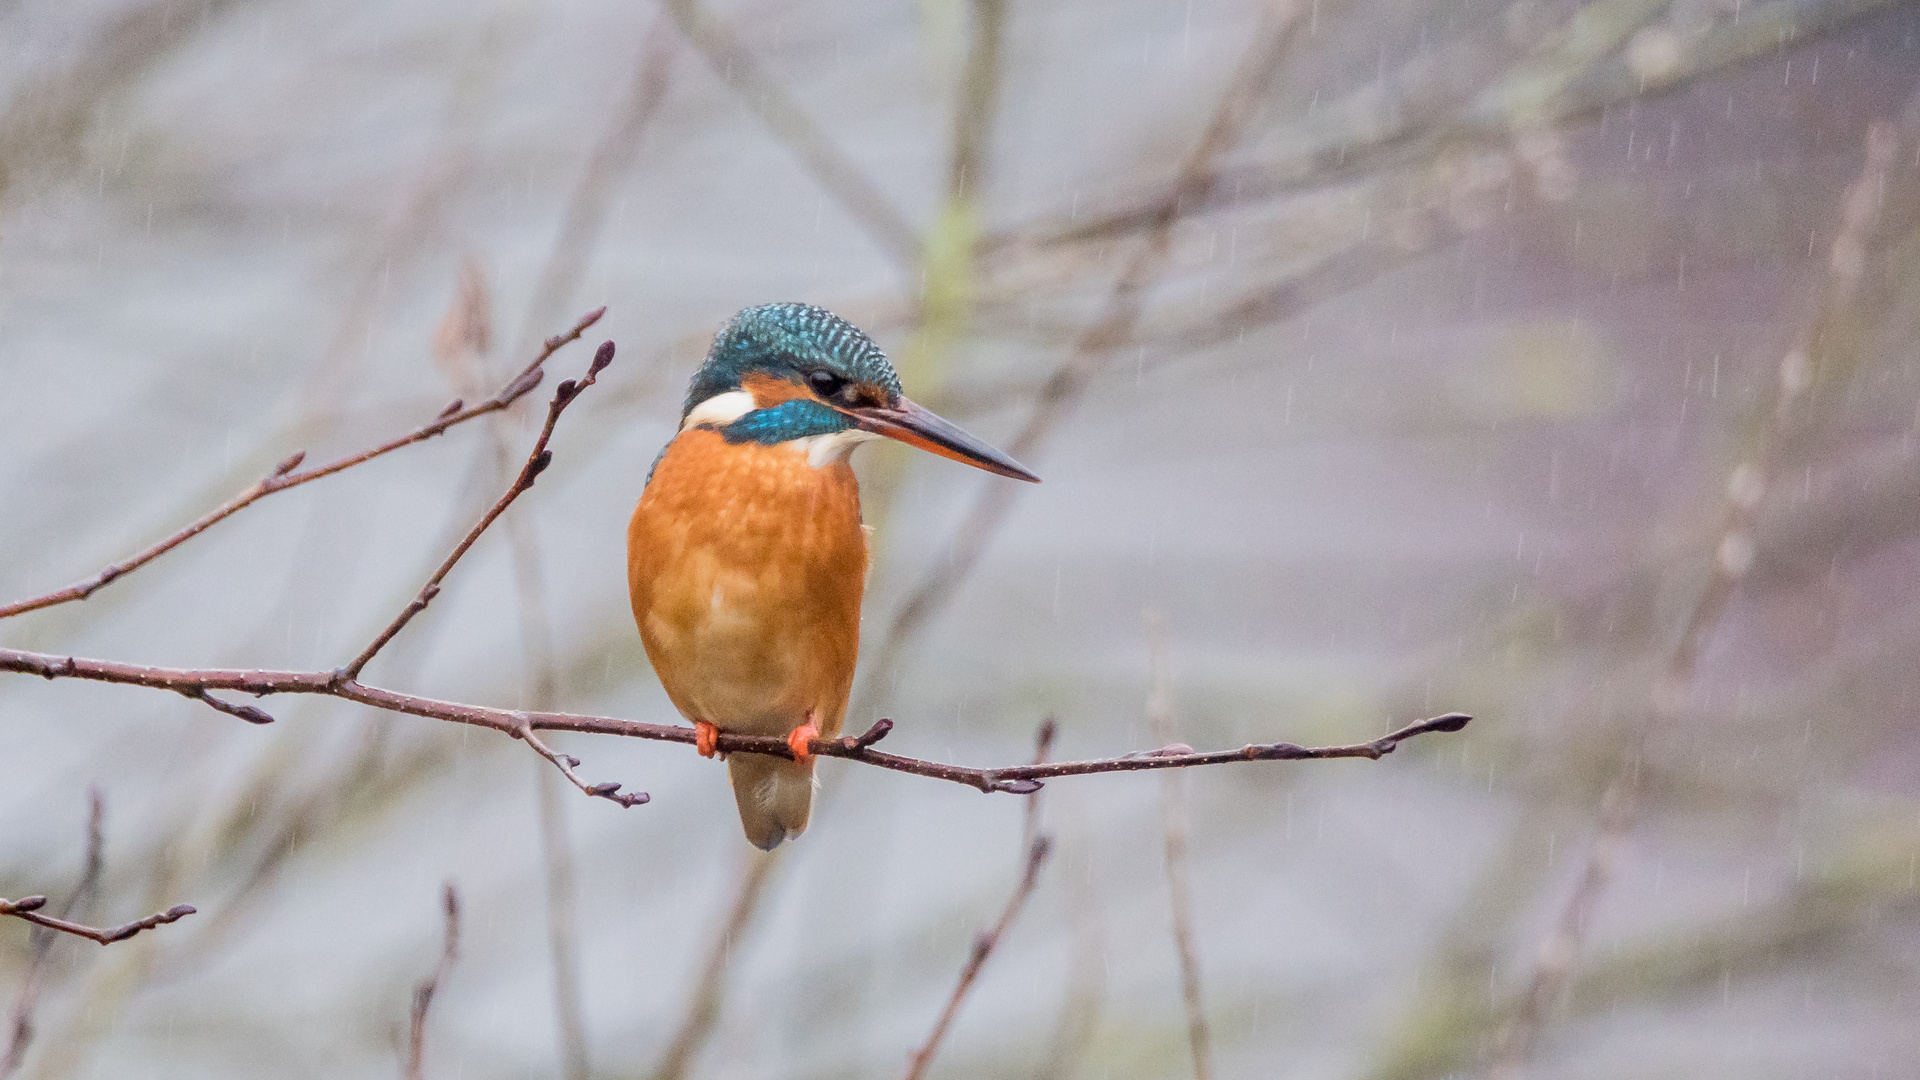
[694,720,720,759]
[786,715,820,763]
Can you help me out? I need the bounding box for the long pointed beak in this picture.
[848,396,1040,482]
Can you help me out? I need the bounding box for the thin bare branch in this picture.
[0,643,1471,798]
[904,835,1053,1080]
[405,883,461,1080]
[340,339,616,680]
[1,790,106,1076]
[0,307,607,622]
[514,718,649,809]
[0,896,195,947]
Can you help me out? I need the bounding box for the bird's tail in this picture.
[727,753,815,850]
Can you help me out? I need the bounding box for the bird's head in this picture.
[678,303,1039,482]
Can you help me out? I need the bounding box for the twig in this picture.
[648,848,781,1080]
[514,718,649,808]
[0,897,195,946]
[657,0,920,269]
[439,264,596,1080]
[500,436,597,1080]
[0,299,1466,809]
[0,644,1472,798]
[340,339,616,681]
[903,835,1053,1080]
[1,790,106,1077]
[863,0,1309,696]
[1146,615,1210,1080]
[0,794,191,961]
[405,883,461,1080]
[1485,97,1920,1078]
[0,307,608,622]
[176,686,277,725]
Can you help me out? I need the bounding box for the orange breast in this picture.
[627,428,867,739]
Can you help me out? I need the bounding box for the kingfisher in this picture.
[628,303,1038,849]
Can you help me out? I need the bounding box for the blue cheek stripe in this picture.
[720,399,851,446]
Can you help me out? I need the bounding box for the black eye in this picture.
[806,370,847,398]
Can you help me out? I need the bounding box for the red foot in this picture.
[693,720,720,759]
[786,714,820,763]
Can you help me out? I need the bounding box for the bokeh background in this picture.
[4,0,1920,1076]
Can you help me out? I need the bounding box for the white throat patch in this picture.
[787,428,880,467]
[680,389,756,432]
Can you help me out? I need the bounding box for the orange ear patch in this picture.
[742,371,814,408]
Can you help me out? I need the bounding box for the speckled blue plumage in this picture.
[684,303,901,418]
[645,303,902,482]
[719,399,848,444]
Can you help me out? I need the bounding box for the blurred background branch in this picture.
[3,0,1919,1074]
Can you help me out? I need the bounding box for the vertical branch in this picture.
[405,884,462,1080]
[1145,614,1210,1080]
[440,267,594,1079]
[648,849,782,1080]
[904,837,1053,1080]
[0,790,105,1078]
[497,420,592,1080]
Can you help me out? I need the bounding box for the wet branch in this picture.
[0,297,1467,811]
[340,338,616,682]
[0,307,608,622]
[0,642,1474,798]
[904,835,1054,1080]
[2,790,106,1077]
[0,896,196,947]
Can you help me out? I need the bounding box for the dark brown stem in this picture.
[514,719,649,808]
[0,643,1470,799]
[339,339,615,681]
[903,835,1053,1080]
[1,791,106,1077]
[0,308,606,623]
[0,896,195,946]
[406,883,461,1080]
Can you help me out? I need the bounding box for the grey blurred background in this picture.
[3,0,1920,1076]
